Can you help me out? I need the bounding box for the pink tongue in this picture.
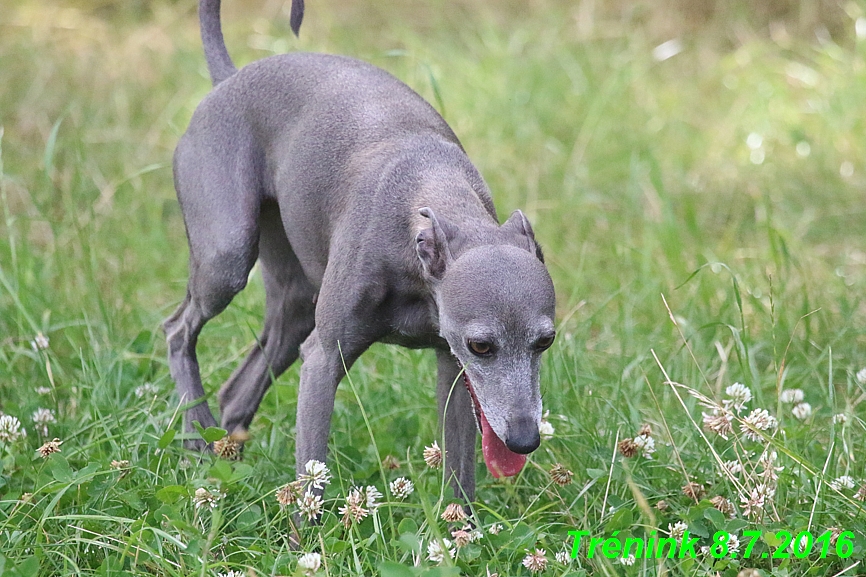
[480,411,526,478]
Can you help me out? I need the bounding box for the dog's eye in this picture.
[535,335,555,351]
[467,340,493,356]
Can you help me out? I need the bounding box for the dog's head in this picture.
[416,207,556,477]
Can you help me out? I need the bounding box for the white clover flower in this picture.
[633,433,655,458]
[134,382,159,398]
[300,460,331,490]
[740,487,768,518]
[758,450,783,484]
[790,533,810,555]
[619,554,636,566]
[833,413,848,425]
[830,475,856,491]
[0,415,26,443]
[338,487,368,527]
[740,408,778,441]
[35,386,52,395]
[522,549,547,573]
[791,402,812,420]
[724,382,752,412]
[299,490,324,521]
[727,534,741,553]
[297,552,322,576]
[217,571,244,577]
[364,485,382,512]
[539,419,555,441]
[856,368,866,385]
[467,528,483,542]
[555,551,572,564]
[780,389,804,404]
[389,477,414,499]
[668,521,688,541]
[193,487,222,509]
[426,538,455,564]
[722,459,744,475]
[31,408,56,436]
[31,333,49,351]
[488,523,503,535]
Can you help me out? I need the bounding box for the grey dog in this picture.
[163,0,556,502]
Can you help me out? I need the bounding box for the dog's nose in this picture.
[505,417,540,454]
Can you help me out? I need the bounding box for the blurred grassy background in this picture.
[2,1,866,573]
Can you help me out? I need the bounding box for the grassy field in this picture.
[2,0,866,575]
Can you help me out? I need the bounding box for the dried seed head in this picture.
[37,438,62,458]
[338,490,369,528]
[213,436,242,461]
[618,437,638,458]
[275,480,304,507]
[451,529,471,547]
[702,410,734,439]
[655,499,669,511]
[441,503,468,522]
[855,485,866,502]
[637,423,652,437]
[549,463,574,486]
[682,481,705,500]
[382,454,400,470]
[110,459,131,470]
[710,495,735,516]
[423,441,443,468]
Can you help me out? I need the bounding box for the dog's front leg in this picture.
[295,329,343,480]
[436,350,477,503]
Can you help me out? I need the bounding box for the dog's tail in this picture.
[199,0,237,86]
[198,0,306,87]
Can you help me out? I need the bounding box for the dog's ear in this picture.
[501,210,545,262]
[416,207,457,279]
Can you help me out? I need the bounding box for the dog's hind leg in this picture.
[218,202,317,437]
[164,130,261,450]
[437,350,477,502]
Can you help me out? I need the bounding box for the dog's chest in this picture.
[378,295,445,350]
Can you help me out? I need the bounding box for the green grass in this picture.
[2,0,866,575]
